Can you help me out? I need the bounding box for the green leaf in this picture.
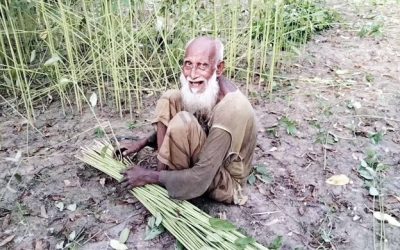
[256,174,273,184]
[255,165,269,176]
[147,216,155,227]
[369,132,383,145]
[358,164,376,180]
[234,237,255,249]
[360,160,368,168]
[44,55,61,66]
[155,212,163,227]
[268,235,283,250]
[286,124,297,136]
[119,228,130,244]
[144,224,165,240]
[209,218,236,231]
[247,174,256,185]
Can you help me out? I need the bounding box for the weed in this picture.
[316,131,338,144]
[365,73,374,83]
[280,117,297,136]
[94,127,105,138]
[369,132,384,145]
[127,122,138,130]
[268,235,283,250]
[247,164,274,185]
[358,22,383,37]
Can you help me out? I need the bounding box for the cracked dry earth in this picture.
[1,0,399,249]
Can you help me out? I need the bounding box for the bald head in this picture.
[185,37,224,66]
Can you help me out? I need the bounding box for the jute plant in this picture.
[77,140,268,250]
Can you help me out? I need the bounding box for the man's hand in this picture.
[121,166,159,190]
[115,141,145,158]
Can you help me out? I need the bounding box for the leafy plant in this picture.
[358,23,383,37]
[369,132,383,145]
[281,117,297,136]
[248,164,273,185]
[357,150,388,197]
[268,235,283,250]
[145,214,165,240]
[94,127,105,138]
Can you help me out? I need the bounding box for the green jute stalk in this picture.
[77,140,268,250]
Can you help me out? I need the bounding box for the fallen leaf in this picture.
[269,147,277,152]
[326,174,350,186]
[40,205,48,219]
[119,228,130,244]
[99,178,106,187]
[67,203,77,211]
[44,55,61,66]
[90,92,97,107]
[55,201,64,211]
[369,186,379,196]
[5,150,22,163]
[59,78,71,85]
[0,235,15,247]
[55,241,64,249]
[373,212,400,227]
[30,50,36,63]
[335,69,349,75]
[68,231,76,241]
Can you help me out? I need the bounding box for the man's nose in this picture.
[190,67,198,79]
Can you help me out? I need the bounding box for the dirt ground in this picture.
[1,1,399,249]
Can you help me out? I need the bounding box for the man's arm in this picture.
[121,128,231,201]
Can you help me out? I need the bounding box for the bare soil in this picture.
[1,1,399,249]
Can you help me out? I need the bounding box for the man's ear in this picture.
[216,61,225,76]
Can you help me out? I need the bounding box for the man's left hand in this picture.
[121,166,159,189]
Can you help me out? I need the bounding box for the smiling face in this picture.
[180,37,222,116]
[182,38,218,94]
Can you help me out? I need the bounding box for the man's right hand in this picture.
[115,141,143,158]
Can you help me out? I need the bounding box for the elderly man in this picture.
[119,37,256,204]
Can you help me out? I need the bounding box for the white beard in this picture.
[180,71,220,116]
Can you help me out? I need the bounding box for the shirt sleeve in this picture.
[158,127,231,200]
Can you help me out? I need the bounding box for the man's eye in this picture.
[199,64,208,70]
[184,62,192,67]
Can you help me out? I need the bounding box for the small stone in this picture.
[353,215,361,221]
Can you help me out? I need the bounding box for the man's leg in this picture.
[158,111,238,204]
[157,111,206,170]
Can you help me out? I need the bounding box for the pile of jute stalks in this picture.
[77,140,268,250]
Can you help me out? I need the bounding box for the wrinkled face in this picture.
[182,47,217,94]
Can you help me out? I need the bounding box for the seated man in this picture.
[119,36,256,204]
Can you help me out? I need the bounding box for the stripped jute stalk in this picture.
[76,140,268,250]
